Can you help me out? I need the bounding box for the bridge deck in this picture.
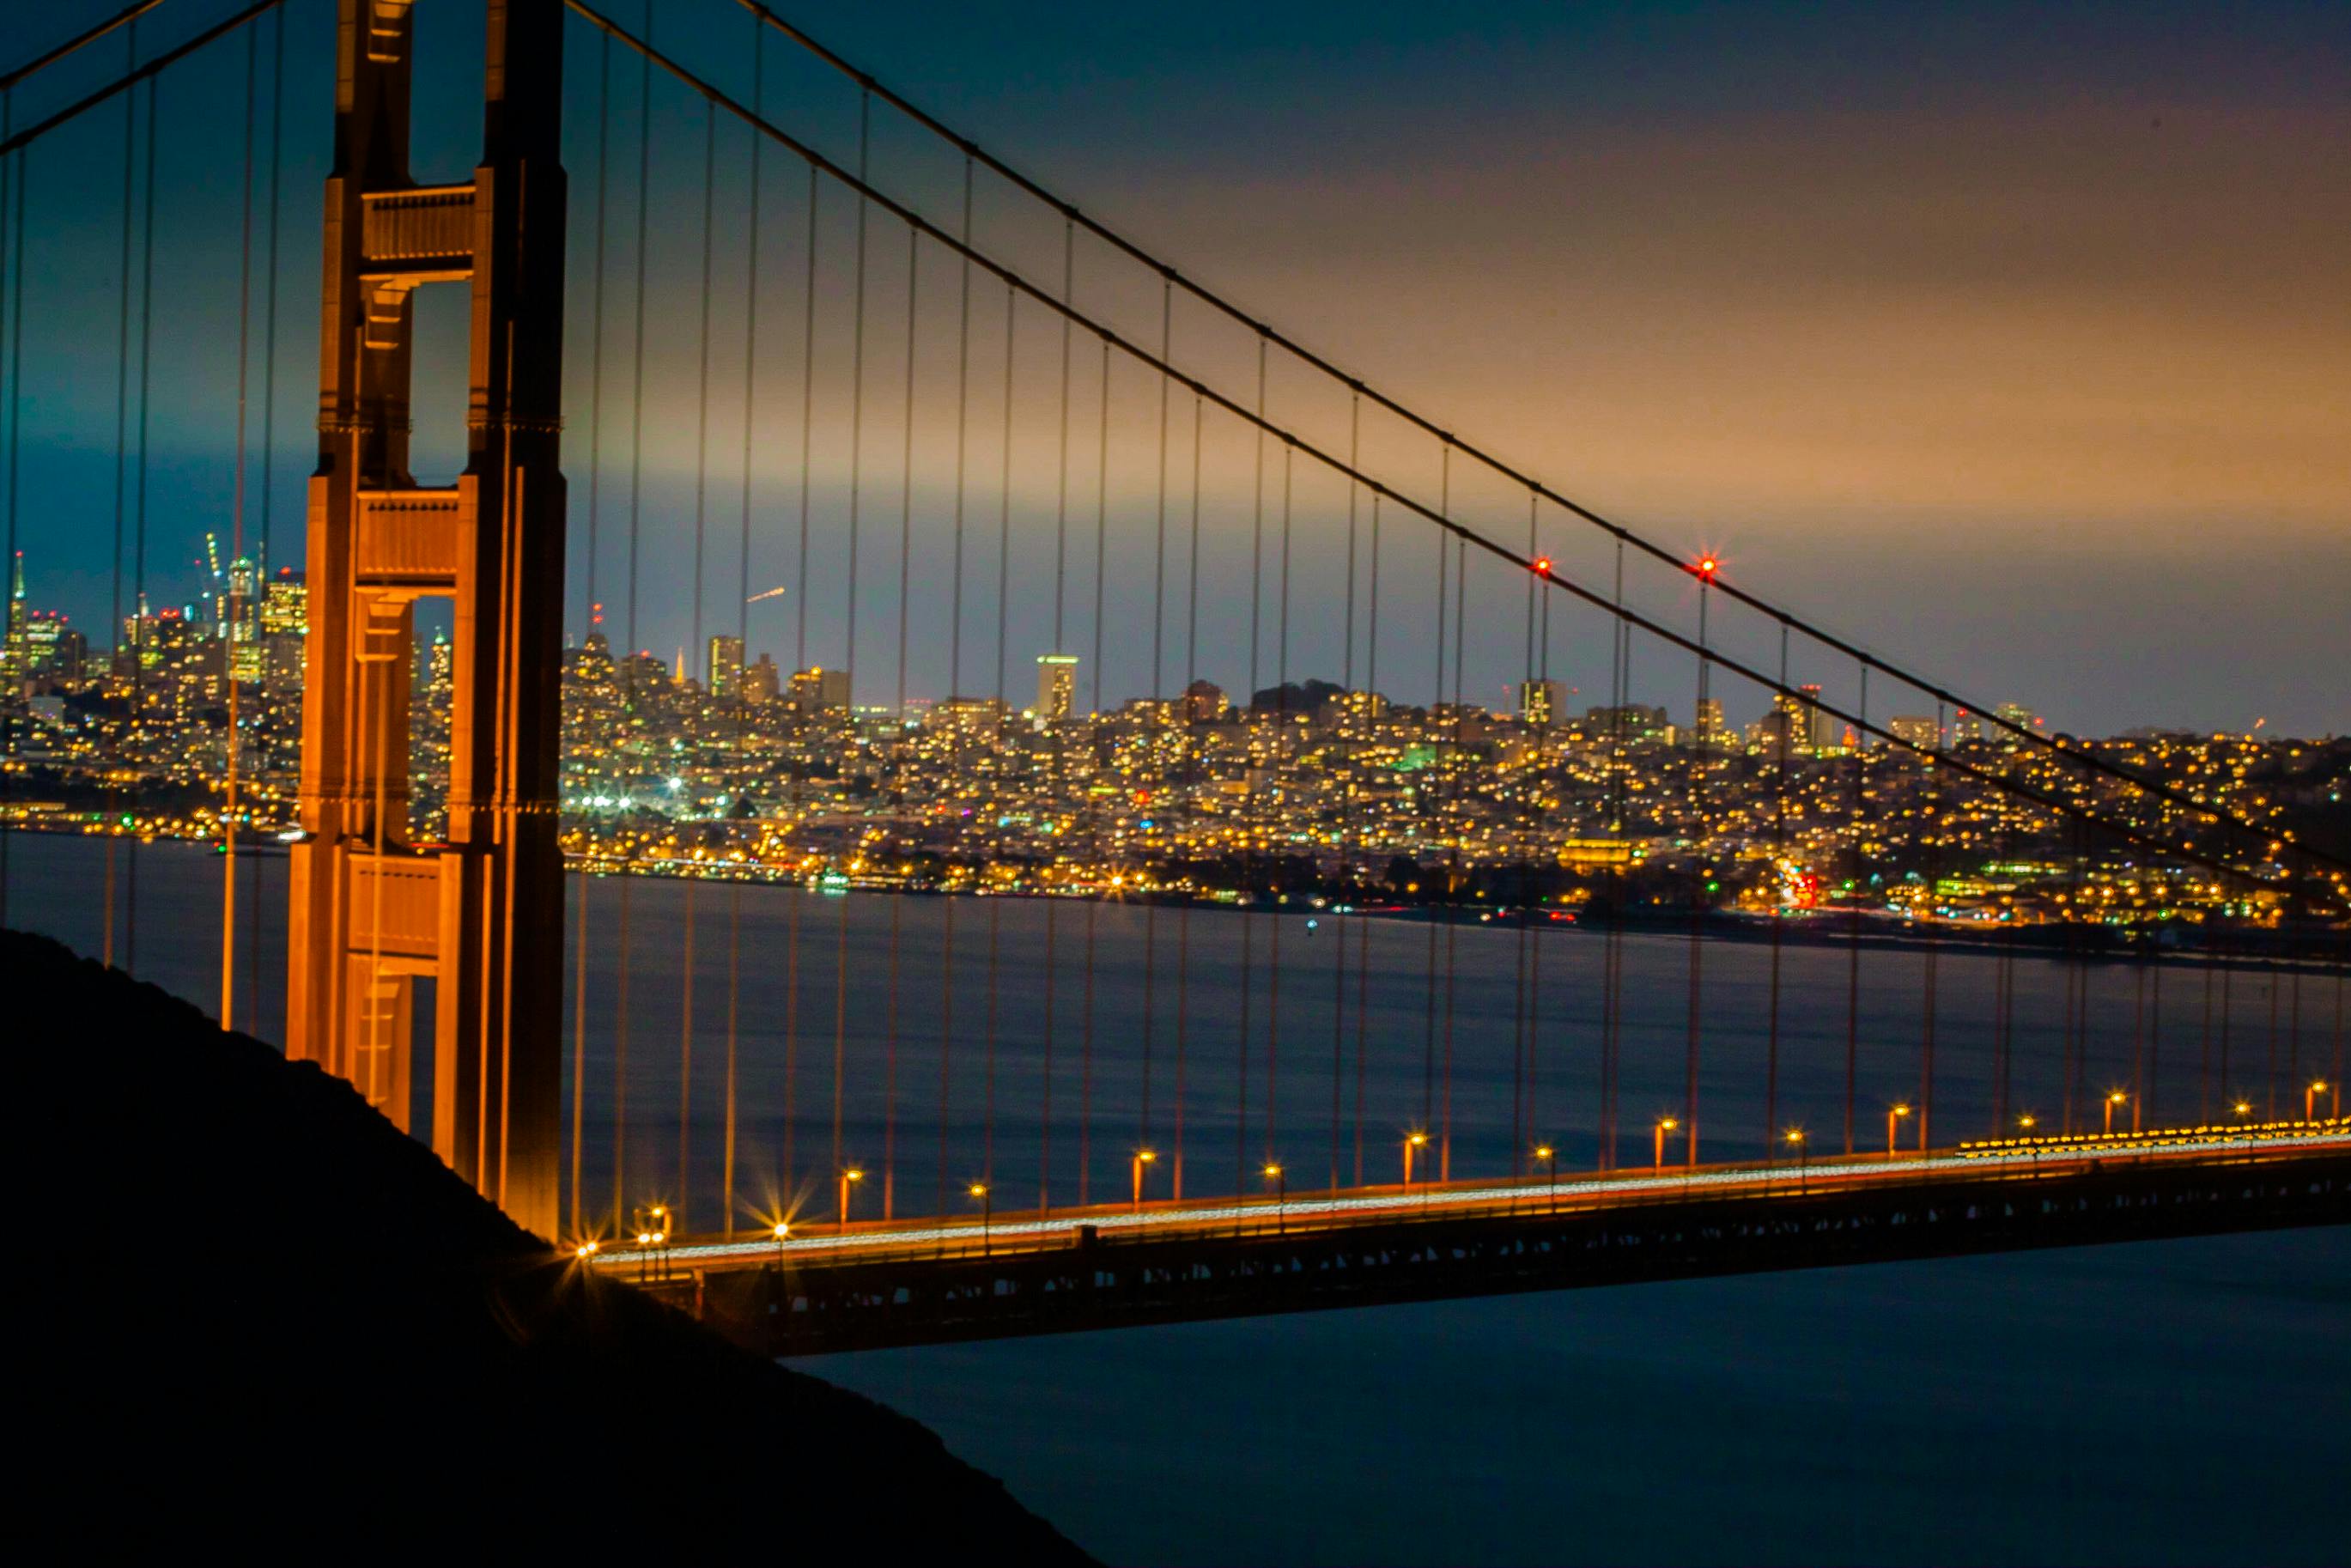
[602,1126,2350,1357]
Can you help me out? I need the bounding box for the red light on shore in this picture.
[1532,556,1552,577]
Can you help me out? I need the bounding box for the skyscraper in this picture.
[1035,653,1078,719]
[2,550,26,686]
[1519,678,1564,726]
[707,635,744,698]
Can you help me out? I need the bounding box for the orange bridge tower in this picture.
[286,0,568,1239]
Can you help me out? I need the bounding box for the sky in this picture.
[5,0,2346,733]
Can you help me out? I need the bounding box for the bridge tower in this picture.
[286,0,568,1237]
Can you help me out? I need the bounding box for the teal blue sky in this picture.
[5,1,2346,732]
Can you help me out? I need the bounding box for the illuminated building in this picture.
[1035,653,1078,720]
[708,635,744,698]
[1889,714,1941,751]
[1520,678,1565,727]
[789,665,851,710]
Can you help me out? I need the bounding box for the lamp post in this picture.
[1262,1163,1285,1233]
[1534,1144,1558,1215]
[2104,1090,2129,1136]
[1785,1127,1807,1194]
[1403,1131,1429,1194]
[2309,1079,2335,1121]
[632,1203,671,1281]
[838,1168,864,1230]
[1654,1116,1680,1171]
[969,1182,991,1255]
[2019,1112,2039,1172]
[1886,1103,1911,1158]
[1131,1149,1157,1212]
[2233,1100,2253,1124]
[771,1220,789,1269]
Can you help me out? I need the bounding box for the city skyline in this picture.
[4,2,2344,737]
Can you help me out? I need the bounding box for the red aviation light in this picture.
[1532,556,1552,578]
[1695,555,1720,581]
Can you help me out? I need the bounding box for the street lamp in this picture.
[1262,1163,1286,1232]
[2104,1090,2129,1136]
[2310,1079,2335,1121]
[1403,1131,1430,1192]
[1784,1127,1808,1193]
[1131,1149,1157,1212]
[969,1182,992,1255]
[2232,1100,2253,1123]
[838,1168,865,1228]
[1886,1103,1911,1157]
[573,1238,599,1263]
[771,1219,789,1268]
[1654,1116,1680,1171]
[1534,1143,1558,1214]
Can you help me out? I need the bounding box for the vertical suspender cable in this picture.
[1508,496,1535,1176]
[784,161,816,1205]
[1422,456,1446,1145]
[0,86,20,932]
[616,5,653,1231]
[572,24,611,1237]
[985,278,1014,1194]
[128,70,157,978]
[1920,702,1943,1149]
[1332,410,1363,1191]
[2062,816,2085,1130]
[679,100,719,1233]
[832,89,872,1215]
[1038,219,1072,1213]
[723,17,763,1241]
[1765,623,1788,1144]
[1138,281,1169,1170]
[1528,494,1552,1162]
[219,22,258,1030]
[883,221,914,1219]
[1176,391,1201,1199]
[1684,575,1708,1164]
[1844,664,1867,1153]
[246,9,287,1030]
[1597,537,1626,1170]
[252,2,282,1037]
[1267,441,1291,1172]
[1357,492,1381,1185]
[938,153,973,1221]
[1443,532,1464,1180]
[102,33,136,970]
[1239,341,1261,1182]
[1081,336,1106,1206]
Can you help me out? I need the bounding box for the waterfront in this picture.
[9,806,2345,1567]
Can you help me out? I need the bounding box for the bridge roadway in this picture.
[598,1122,2350,1357]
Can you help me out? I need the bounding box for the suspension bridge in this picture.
[0,0,2342,1356]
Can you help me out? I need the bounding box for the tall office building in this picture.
[1800,684,1838,751]
[1519,678,1565,726]
[222,553,264,684]
[1035,653,1078,719]
[2,550,26,685]
[789,665,851,709]
[707,635,744,698]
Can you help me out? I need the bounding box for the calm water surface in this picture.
[10,836,2344,1564]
